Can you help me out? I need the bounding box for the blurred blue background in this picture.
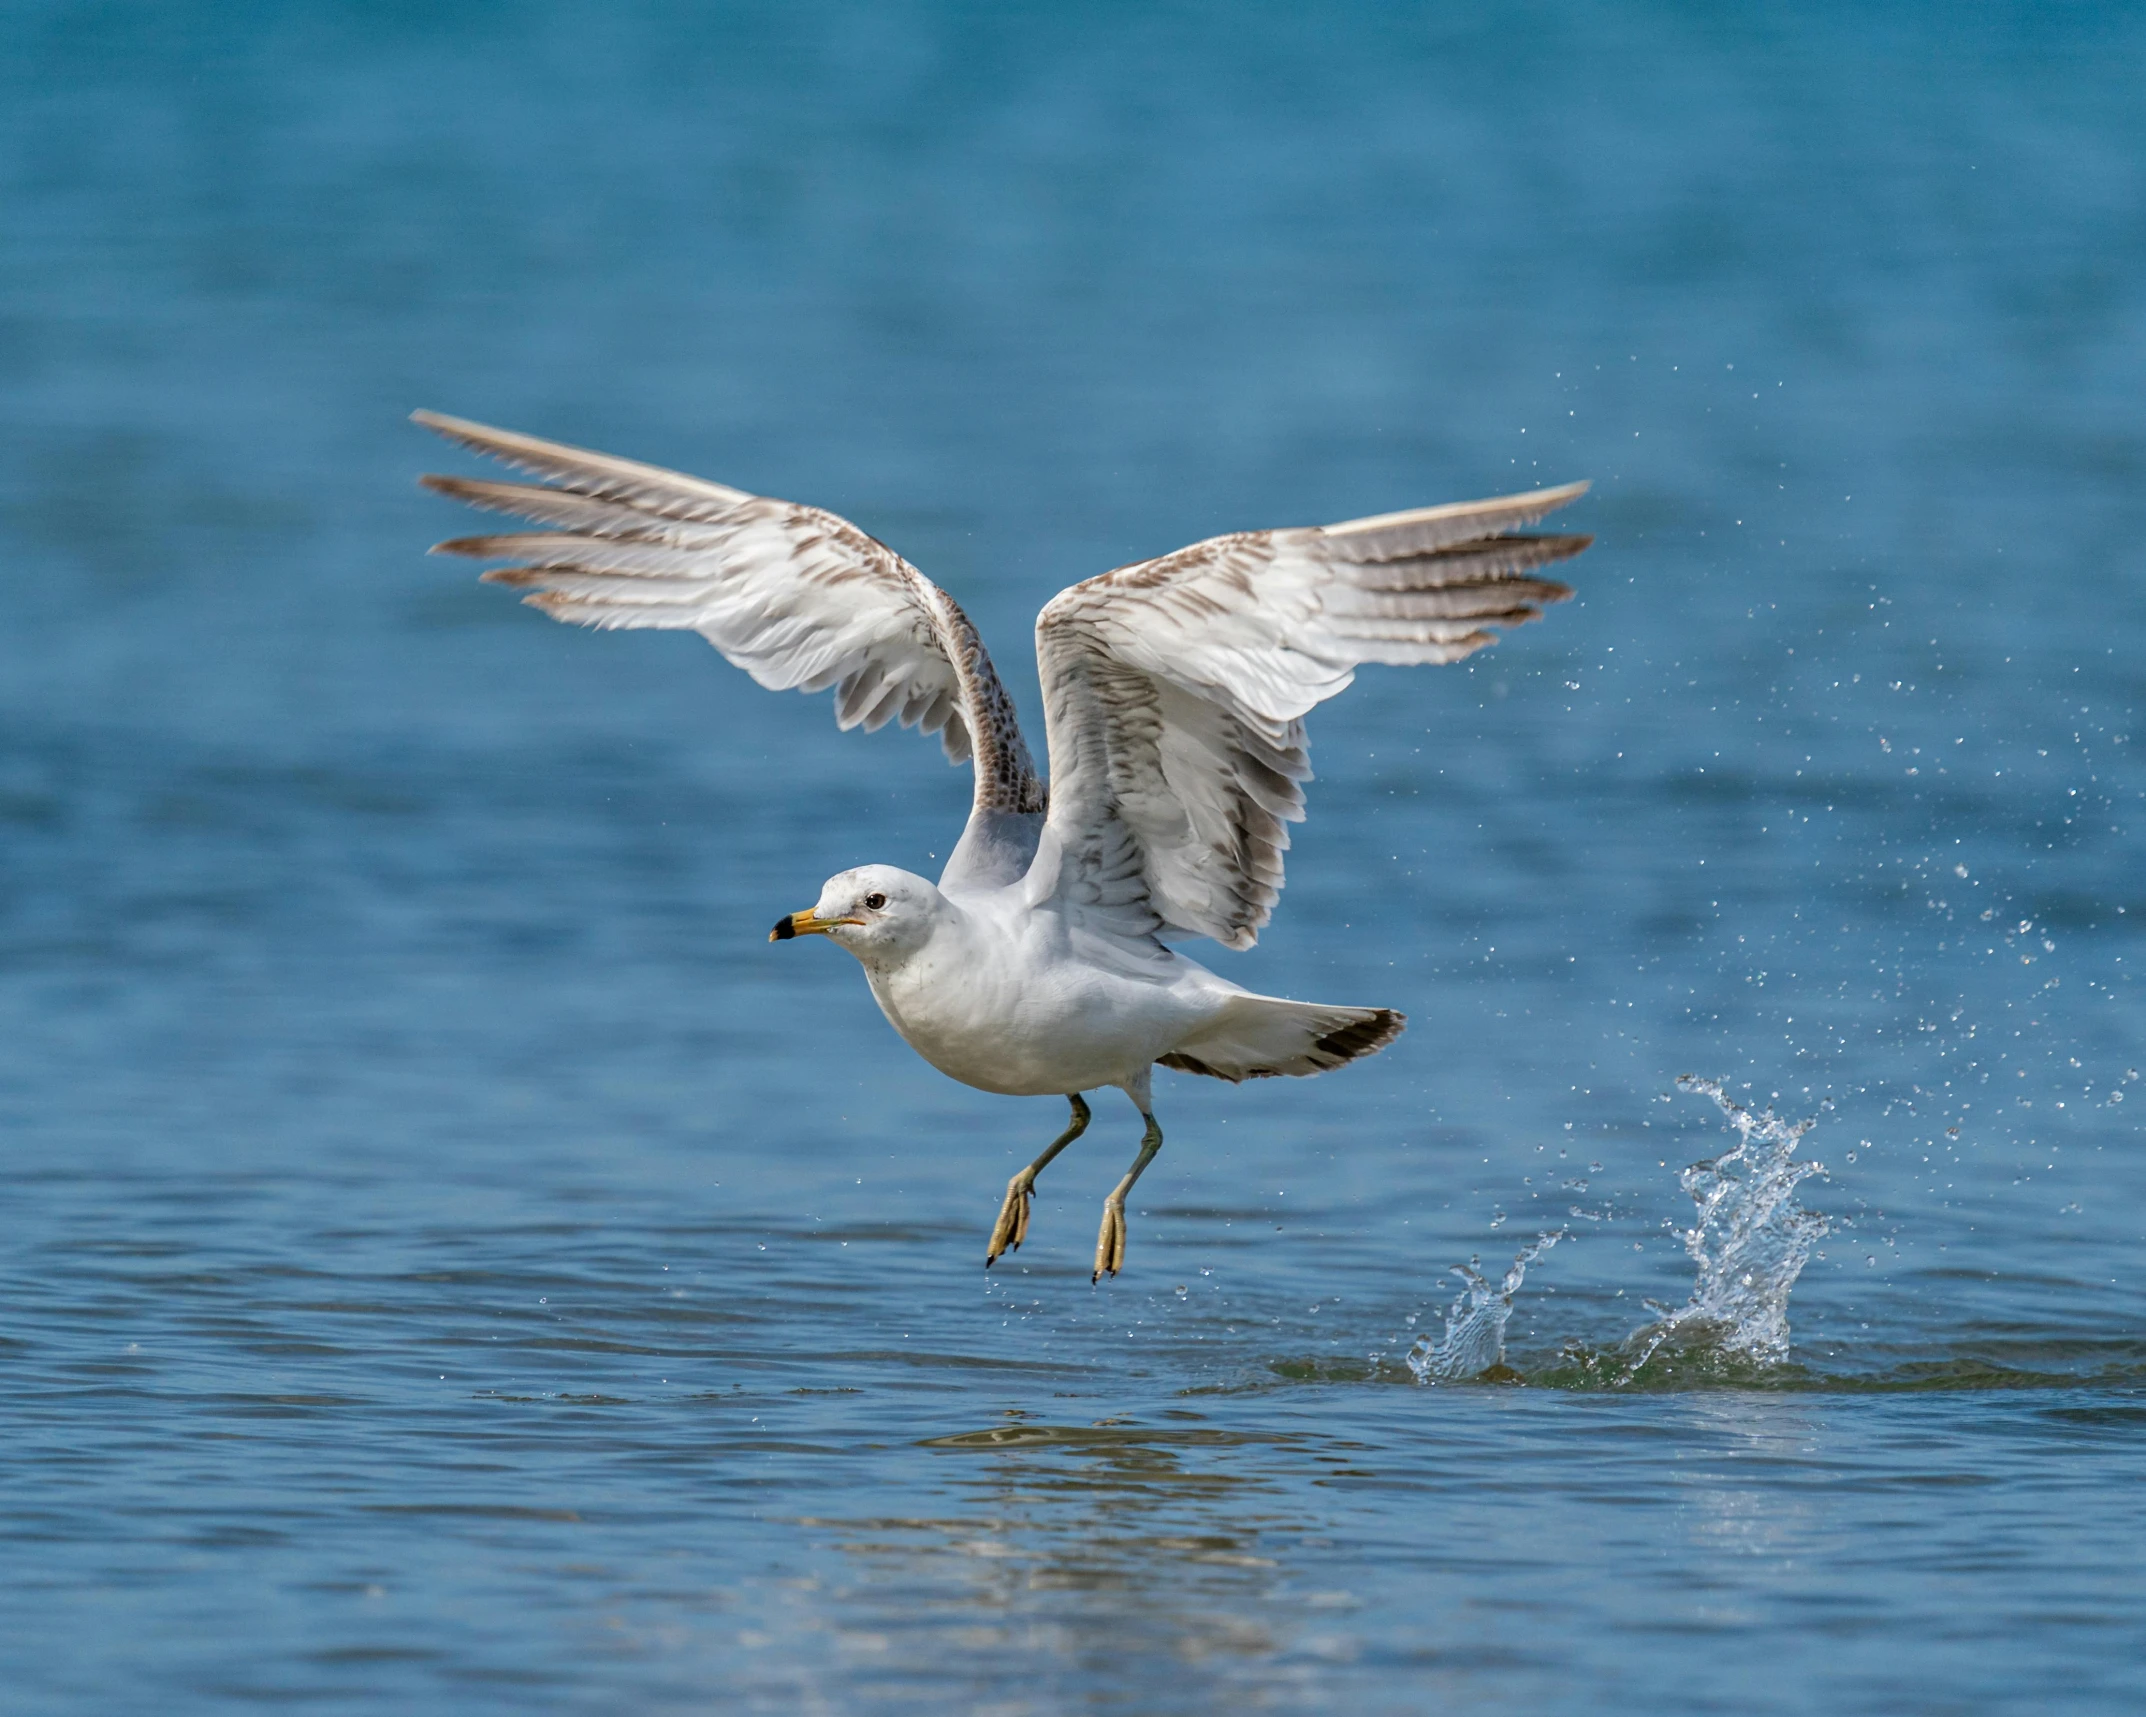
[3,4,2142,1712]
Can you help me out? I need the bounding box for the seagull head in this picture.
[769,864,948,962]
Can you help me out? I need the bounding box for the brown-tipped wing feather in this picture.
[414,412,1044,824]
[1032,482,1590,950]
[420,411,1589,953]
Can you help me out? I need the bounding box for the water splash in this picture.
[1405,1078,1832,1388]
[1408,1231,1563,1382]
[1617,1076,1829,1375]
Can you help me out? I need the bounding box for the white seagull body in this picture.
[416,411,1592,1278]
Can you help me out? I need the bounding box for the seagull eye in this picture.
[863,892,888,911]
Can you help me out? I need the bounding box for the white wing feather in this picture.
[415,413,1046,854]
[1031,482,1591,950]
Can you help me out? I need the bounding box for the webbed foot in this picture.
[986,1171,1036,1266]
[1092,1196,1128,1281]
[1091,1110,1161,1284]
[983,1094,1090,1269]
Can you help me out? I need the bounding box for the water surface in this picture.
[3,4,2143,1710]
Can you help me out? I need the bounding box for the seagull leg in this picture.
[1093,1109,1163,1282]
[986,1094,1090,1267]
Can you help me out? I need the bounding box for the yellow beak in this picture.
[769,908,856,942]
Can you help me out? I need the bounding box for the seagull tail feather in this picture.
[1156,997,1404,1082]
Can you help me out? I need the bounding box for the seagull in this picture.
[415,411,1591,1279]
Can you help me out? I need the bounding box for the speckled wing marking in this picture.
[414,411,1043,819]
[1031,481,1591,950]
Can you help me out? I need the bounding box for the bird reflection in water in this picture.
[799,1417,1328,1682]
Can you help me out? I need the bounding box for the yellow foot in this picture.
[985,1171,1036,1267]
[1093,1196,1128,1282]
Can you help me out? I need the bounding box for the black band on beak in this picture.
[770,914,797,941]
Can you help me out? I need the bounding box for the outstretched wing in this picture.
[1030,481,1591,950]
[416,411,1047,880]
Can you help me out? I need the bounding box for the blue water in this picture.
[5,4,2144,1710]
